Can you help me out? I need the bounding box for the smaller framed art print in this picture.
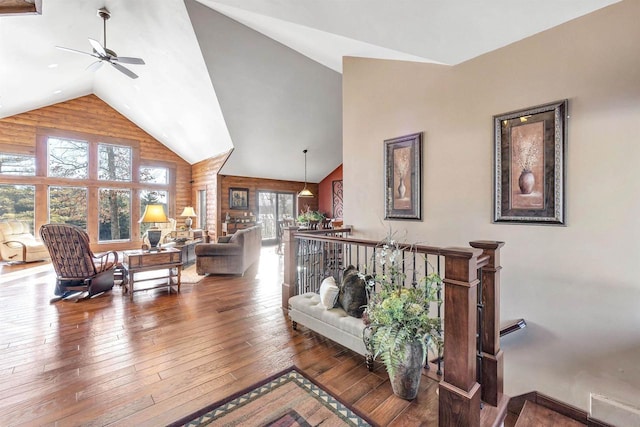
[229,187,249,210]
[493,100,567,225]
[384,132,422,221]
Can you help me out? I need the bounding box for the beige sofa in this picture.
[0,221,50,263]
[195,225,261,276]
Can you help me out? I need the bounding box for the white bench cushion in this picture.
[289,292,367,355]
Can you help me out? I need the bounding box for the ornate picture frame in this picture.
[384,132,422,221]
[229,187,249,210]
[493,100,567,225]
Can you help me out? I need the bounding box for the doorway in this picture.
[257,191,295,243]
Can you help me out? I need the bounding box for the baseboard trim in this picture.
[507,391,613,427]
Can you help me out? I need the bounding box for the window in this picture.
[139,190,168,236]
[47,137,89,179]
[140,166,168,184]
[98,144,132,181]
[1,131,175,248]
[198,189,207,230]
[49,186,88,229]
[0,153,35,176]
[98,188,131,242]
[0,184,35,228]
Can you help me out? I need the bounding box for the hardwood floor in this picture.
[0,247,440,426]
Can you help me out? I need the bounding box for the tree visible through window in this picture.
[99,188,131,241]
[0,184,35,229]
[99,144,131,181]
[48,137,88,179]
[0,153,35,176]
[49,186,88,229]
[140,166,168,184]
[96,144,133,241]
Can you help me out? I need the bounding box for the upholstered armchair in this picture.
[142,218,177,248]
[40,223,118,302]
[0,221,50,263]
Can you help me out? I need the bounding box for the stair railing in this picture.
[281,227,505,427]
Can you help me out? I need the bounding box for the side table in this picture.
[122,248,182,301]
[174,239,202,267]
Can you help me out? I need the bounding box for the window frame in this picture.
[0,128,176,250]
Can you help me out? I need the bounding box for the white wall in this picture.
[342,0,640,413]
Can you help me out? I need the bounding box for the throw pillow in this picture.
[217,235,232,243]
[338,265,368,318]
[318,276,339,309]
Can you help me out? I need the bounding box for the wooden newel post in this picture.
[281,227,300,310]
[470,240,505,407]
[439,247,483,427]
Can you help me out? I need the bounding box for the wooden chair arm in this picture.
[93,250,119,273]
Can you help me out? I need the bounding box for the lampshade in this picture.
[298,188,314,197]
[139,204,168,224]
[180,206,197,230]
[180,206,197,217]
[298,149,314,198]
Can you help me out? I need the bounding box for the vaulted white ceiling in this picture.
[0,0,620,182]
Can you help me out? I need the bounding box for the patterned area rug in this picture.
[168,367,373,427]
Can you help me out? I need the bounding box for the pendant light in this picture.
[298,149,314,198]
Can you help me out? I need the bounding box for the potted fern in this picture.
[297,206,325,228]
[363,236,443,400]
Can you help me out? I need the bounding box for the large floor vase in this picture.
[389,340,424,400]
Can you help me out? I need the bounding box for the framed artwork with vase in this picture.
[384,132,422,220]
[493,100,567,225]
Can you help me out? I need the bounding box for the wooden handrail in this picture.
[500,318,527,337]
[295,230,482,259]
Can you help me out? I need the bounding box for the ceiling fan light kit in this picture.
[56,7,145,79]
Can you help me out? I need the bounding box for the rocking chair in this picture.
[40,223,118,303]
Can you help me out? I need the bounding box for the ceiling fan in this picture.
[56,7,145,79]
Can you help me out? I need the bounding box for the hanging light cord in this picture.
[303,149,308,185]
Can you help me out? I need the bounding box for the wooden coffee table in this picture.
[122,248,182,300]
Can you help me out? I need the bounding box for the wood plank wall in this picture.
[0,95,191,251]
[191,151,231,242]
[219,175,319,236]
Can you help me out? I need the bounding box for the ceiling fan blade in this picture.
[110,62,139,79]
[56,45,97,58]
[88,38,107,57]
[86,60,104,72]
[113,56,145,65]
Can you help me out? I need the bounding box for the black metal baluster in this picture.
[412,251,417,289]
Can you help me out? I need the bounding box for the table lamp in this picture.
[139,204,168,251]
[180,206,197,230]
